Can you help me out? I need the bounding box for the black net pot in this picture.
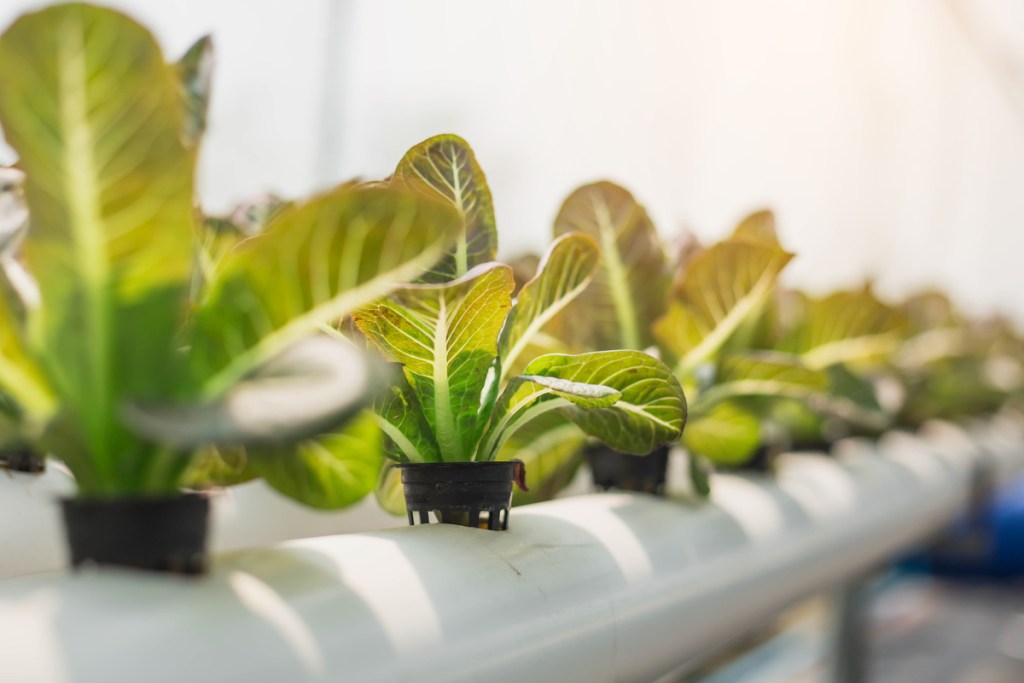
[0,445,45,473]
[398,460,527,530]
[61,492,210,575]
[585,444,670,495]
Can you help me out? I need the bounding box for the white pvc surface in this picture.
[0,419,1019,683]
[0,471,405,580]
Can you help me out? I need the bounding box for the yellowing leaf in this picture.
[732,209,779,246]
[0,4,197,494]
[191,186,463,397]
[554,181,667,350]
[394,134,497,281]
[654,240,793,376]
[780,290,907,370]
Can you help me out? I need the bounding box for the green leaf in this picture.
[0,4,197,494]
[688,452,712,497]
[480,350,687,460]
[372,366,442,463]
[499,232,599,380]
[825,364,881,412]
[683,402,761,466]
[192,194,291,303]
[0,170,51,421]
[182,445,257,488]
[375,461,407,516]
[654,239,793,378]
[695,351,828,410]
[248,411,383,510]
[354,263,514,461]
[498,411,586,506]
[394,134,497,281]
[0,167,28,255]
[778,290,906,370]
[123,336,381,448]
[553,182,667,350]
[175,34,213,149]
[190,185,463,399]
[0,275,53,422]
[815,364,889,432]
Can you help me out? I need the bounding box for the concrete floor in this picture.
[869,577,1024,683]
[678,575,1024,683]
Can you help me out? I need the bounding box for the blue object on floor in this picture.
[911,472,1024,578]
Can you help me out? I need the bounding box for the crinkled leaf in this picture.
[778,290,906,370]
[190,186,463,399]
[683,401,761,466]
[175,34,213,149]
[124,336,380,448]
[354,263,514,461]
[654,239,793,377]
[499,232,599,379]
[372,366,441,463]
[553,182,667,350]
[0,5,196,494]
[248,411,382,510]
[481,350,686,460]
[394,134,497,282]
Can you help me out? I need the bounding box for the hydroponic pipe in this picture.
[0,419,1018,683]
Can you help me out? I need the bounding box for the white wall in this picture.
[1,0,1022,321]
[333,0,1024,322]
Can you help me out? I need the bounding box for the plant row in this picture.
[0,4,1020,572]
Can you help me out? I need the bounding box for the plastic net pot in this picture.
[61,492,210,575]
[585,444,669,494]
[398,461,526,530]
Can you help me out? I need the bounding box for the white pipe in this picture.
[210,480,403,552]
[0,464,73,578]
[0,471,405,580]
[0,427,1013,683]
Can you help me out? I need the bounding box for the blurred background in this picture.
[2,0,1022,321]
[1,3,1023,681]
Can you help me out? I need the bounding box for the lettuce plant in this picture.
[0,4,463,505]
[746,285,908,451]
[512,184,824,493]
[891,292,1022,426]
[353,138,687,476]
